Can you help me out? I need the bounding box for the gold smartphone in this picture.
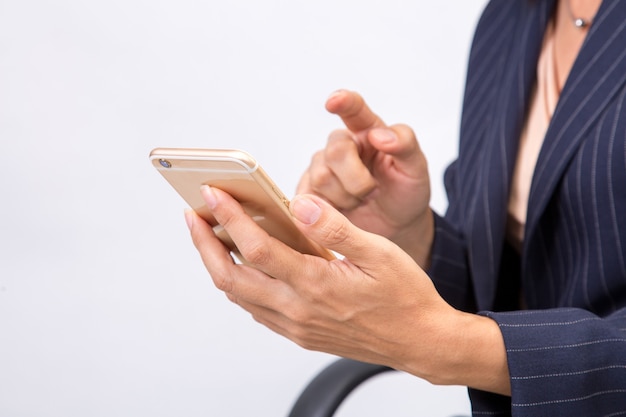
[150,148,335,260]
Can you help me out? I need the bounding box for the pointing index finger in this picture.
[325,90,386,133]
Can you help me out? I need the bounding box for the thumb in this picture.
[289,194,385,261]
[367,124,427,178]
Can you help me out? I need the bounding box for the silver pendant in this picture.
[574,18,590,29]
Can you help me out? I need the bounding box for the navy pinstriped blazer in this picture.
[427,0,626,415]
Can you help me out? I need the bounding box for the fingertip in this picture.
[325,89,350,113]
[200,185,218,209]
[326,91,384,133]
[327,89,347,101]
[184,208,195,231]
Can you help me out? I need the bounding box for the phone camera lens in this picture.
[159,159,172,168]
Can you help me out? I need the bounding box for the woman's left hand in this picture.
[185,185,510,395]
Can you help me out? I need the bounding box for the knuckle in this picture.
[309,164,334,191]
[307,151,333,189]
[310,149,325,166]
[327,128,352,143]
[325,134,356,162]
[217,208,239,231]
[294,336,316,351]
[289,324,316,350]
[291,310,312,328]
[322,220,352,247]
[348,175,376,199]
[240,240,272,266]
[285,303,314,328]
[211,271,234,294]
[289,319,324,352]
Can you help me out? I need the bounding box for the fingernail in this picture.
[327,89,345,101]
[372,128,397,143]
[200,185,218,209]
[184,209,194,231]
[291,197,321,225]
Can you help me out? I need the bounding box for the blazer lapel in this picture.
[468,0,555,310]
[525,1,626,249]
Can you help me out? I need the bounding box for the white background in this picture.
[0,0,487,416]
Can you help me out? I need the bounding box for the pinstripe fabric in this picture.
[427,0,626,415]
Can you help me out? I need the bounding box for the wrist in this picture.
[405,310,511,396]
[439,312,511,395]
[391,208,434,268]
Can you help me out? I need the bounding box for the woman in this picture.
[185,0,626,414]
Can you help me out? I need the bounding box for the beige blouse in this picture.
[506,22,560,252]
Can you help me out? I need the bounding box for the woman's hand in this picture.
[185,186,510,396]
[298,90,433,266]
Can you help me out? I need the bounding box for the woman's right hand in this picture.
[297,90,434,266]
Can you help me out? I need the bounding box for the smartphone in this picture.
[149,148,335,261]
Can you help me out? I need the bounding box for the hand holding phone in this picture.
[150,148,335,260]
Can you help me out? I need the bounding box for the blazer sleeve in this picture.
[480,307,626,415]
[434,159,626,414]
[427,212,475,312]
[425,159,477,312]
